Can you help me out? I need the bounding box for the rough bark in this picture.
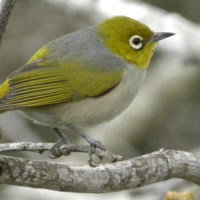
[0,150,199,193]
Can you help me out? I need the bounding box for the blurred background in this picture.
[0,0,200,199]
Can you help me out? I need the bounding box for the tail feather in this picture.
[0,79,10,113]
[0,79,9,99]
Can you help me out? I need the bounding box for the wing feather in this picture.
[0,59,122,110]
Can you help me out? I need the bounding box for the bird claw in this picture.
[49,145,72,159]
[48,154,62,159]
[87,138,106,151]
[87,138,106,167]
[49,137,71,159]
[88,155,103,167]
[50,127,107,166]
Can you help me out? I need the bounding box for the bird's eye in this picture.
[129,35,143,50]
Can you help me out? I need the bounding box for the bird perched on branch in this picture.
[0,16,174,165]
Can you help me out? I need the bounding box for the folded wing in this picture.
[0,58,122,110]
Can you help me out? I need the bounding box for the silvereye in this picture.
[0,16,174,164]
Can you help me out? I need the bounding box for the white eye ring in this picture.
[129,35,143,50]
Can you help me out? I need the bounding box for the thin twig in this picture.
[0,141,123,162]
[0,0,16,45]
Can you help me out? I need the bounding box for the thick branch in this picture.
[0,150,199,193]
[0,0,16,45]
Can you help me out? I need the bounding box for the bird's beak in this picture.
[149,32,175,43]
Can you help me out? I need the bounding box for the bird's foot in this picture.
[49,136,71,159]
[65,123,107,166]
[87,138,106,167]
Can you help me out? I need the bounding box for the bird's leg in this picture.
[49,127,71,158]
[66,123,105,166]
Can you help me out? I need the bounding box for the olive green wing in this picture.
[0,59,122,110]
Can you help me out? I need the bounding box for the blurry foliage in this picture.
[130,64,200,154]
[140,0,200,23]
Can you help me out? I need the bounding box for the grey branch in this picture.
[0,149,199,193]
[0,141,123,162]
[0,0,16,45]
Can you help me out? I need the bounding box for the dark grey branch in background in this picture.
[0,0,16,45]
[0,150,199,193]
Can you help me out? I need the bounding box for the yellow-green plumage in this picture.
[0,60,122,110]
[0,79,9,99]
[0,16,174,164]
[27,46,51,64]
[0,16,174,128]
[98,16,156,69]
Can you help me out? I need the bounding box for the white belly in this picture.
[20,64,146,129]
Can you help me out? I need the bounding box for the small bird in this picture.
[0,16,174,165]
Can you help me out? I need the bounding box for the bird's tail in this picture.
[0,79,10,114]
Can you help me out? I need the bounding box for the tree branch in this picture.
[0,0,16,45]
[0,150,199,193]
[0,141,123,162]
